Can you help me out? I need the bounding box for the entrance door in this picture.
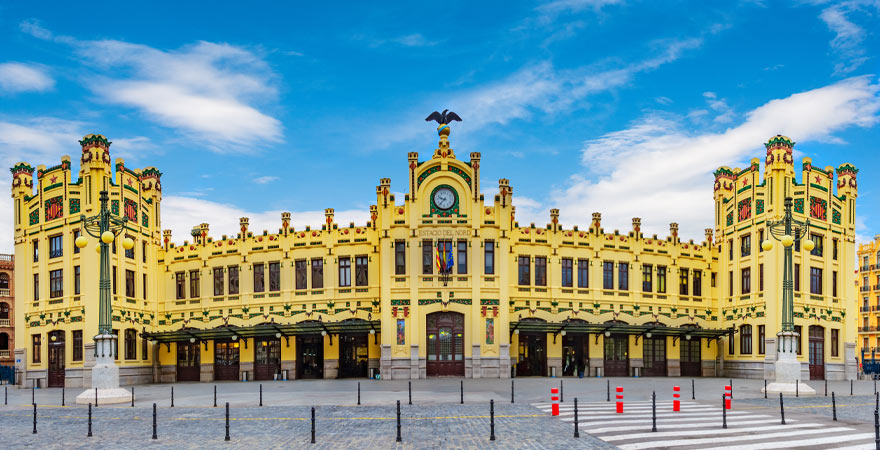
[176,341,201,382]
[562,334,589,377]
[516,333,547,377]
[604,335,629,376]
[47,331,65,387]
[643,336,667,377]
[254,337,281,381]
[297,335,324,379]
[339,334,368,378]
[214,340,240,381]
[809,326,825,380]
[426,312,465,376]
[680,337,702,377]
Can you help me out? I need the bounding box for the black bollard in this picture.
[408,381,412,405]
[561,379,564,403]
[875,392,878,412]
[95,387,98,408]
[573,397,580,438]
[721,394,726,429]
[764,379,768,399]
[88,403,93,437]
[511,379,514,404]
[825,379,828,397]
[152,403,158,440]
[780,392,786,425]
[260,384,263,407]
[32,386,34,405]
[796,380,799,398]
[460,380,463,404]
[4,386,6,405]
[131,387,134,407]
[692,378,695,400]
[62,387,65,407]
[730,379,733,399]
[214,385,217,408]
[874,409,880,450]
[225,402,230,441]
[171,386,174,408]
[607,379,610,402]
[832,392,837,421]
[489,399,496,441]
[357,382,361,406]
[396,400,402,443]
[652,391,657,432]
[311,406,316,444]
[852,379,854,396]
[875,378,877,395]
[32,403,37,434]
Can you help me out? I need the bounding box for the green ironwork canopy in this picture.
[141,319,380,347]
[510,320,734,340]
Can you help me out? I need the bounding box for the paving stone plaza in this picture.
[1,377,879,449]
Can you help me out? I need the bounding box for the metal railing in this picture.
[0,254,12,262]
[0,289,9,297]
[862,306,872,312]
[0,319,10,327]
[862,286,872,292]
[0,350,9,359]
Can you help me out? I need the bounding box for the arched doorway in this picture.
[297,321,325,379]
[809,325,825,380]
[176,341,201,382]
[0,273,8,290]
[562,319,589,377]
[48,330,65,387]
[426,312,464,376]
[680,325,702,377]
[338,319,369,378]
[516,318,547,377]
[603,321,629,377]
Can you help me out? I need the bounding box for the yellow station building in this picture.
[12,128,859,387]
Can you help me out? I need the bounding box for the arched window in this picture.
[0,273,8,289]
[740,324,752,354]
[0,332,8,350]
[0,302,8,319]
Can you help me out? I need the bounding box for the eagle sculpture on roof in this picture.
[425,109,462,125]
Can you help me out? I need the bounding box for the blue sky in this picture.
[1,0,879,252]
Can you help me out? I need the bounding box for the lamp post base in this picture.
[762,331,816,397]
[75,334,132,405]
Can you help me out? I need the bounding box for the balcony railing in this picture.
[0,319,9,327]
[862,286,873,292]
[862,266,871,272]
[0,288,9,297]
[862,306,872,312]
[860,326,879,332]
[0,350,10,359]
[0,254,12,262]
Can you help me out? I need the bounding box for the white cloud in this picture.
[253,176,279,184]
[18,19,53,40]
[817,1,878,75]
[551,76,880,241]
[0,62,54,93]
[537,0,624,14]
[160,196,369,244]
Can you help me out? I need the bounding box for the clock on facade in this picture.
[432,187,456,210]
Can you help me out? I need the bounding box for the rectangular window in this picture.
[269,262,280,291]
[740,325,752,354]
[112,267,117,295]
[642,264,652,292]
[74,265,81,295]
[142,241,147,263]
[603,262,614,290]
[618,263,628,290]
[143,273,147,299]
[33,239,39,262]
[679,268,689,296]
[125,329,136,360]
[228,266,239,294]
[49,269,63,298]
[794,263,801,291]
[728,239,733,260]
[355,256,368,286]
[535,257,547,286]
[741,234,751,257]
[125,269,135,298]
[422,240,433,275]
[175,272,185,299]
[657,266,667,293]
[711,272,716,288]
[73,230,81,254]
[729,271,733,296]
[577,259,589,288]
[518,256,530,285]
[795,325,802,355]
[758,229,764,252]
[338,257,351,287]
[395,240,406,275]
[189,269,200,297]
[831,329,839,357]
[124,237,134,259]
[759,264,764,291]
[112,330,119,360]
[457,241,467,274]
[728,332,734,355]
[253,264,264,292]
[833,239,838,260]
[484,241,495,275]
[758,325,765,355]
[214,267,224,296]
[741,267,751,295]
[142,332,149,360]
[311,259,323,289]
[72,330,83,362]
[32,334,41,363]
[295,260,307,290]
[794,236,800,252]
[810,267,823,295]
[810,233,823,257]
[833,271,838,297]
[561,258,573,287]
[47,234,60,258]
[693,270,702,297]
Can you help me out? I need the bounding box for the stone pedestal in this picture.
[76,335,132,405]
[763,331,815,396]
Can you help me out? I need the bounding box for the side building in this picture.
[0,253,13,381]
[12,129,859,386]
[857,235,880,359]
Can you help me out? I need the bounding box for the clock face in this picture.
[433,187,456,210]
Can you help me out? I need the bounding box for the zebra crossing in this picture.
[533,399,876,449]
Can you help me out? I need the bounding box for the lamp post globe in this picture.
[803,239,815,252]
[101,230,114,244]
[75,235,88,248]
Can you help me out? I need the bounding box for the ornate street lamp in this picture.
[761,197,816,395]
[74,190,134,404]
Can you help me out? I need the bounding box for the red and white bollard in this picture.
[550,388,560,416]
[673,386,680,412]
[616,387,624,413]
[724,385,732,410]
